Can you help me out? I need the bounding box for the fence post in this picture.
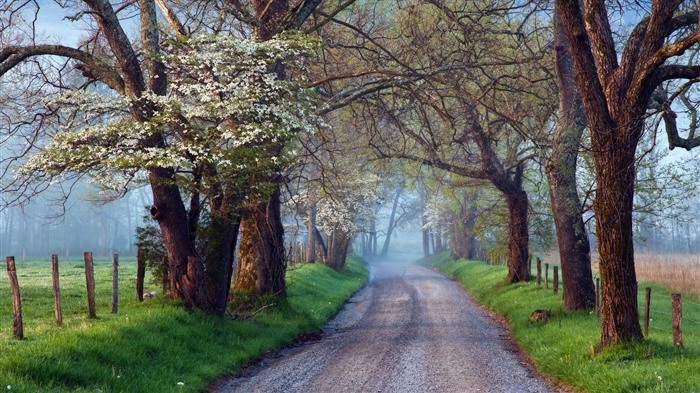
[595,277,601,317]
[112,254,119,314]
[536,258,541,286]
[528,254,532,277]
[6,256,23,339]
[137,248,145,302]
[672,293,683,348]
[545,263,549,289]
[553,265,559,295]
[643,287,651,337]
[84,252,97,319]
[51,254,63,326]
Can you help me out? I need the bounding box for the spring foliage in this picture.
[18,32,321,192]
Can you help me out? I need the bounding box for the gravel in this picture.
[215,259,559,393]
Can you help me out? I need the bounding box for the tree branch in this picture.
[0,45,124,93]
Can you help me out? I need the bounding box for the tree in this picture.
[323,0,553,282]
[0,1,320,314]
[555,0,700,347]
[544,10,596,311]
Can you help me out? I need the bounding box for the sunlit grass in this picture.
[0,255,367,392]
[427,252,700,393]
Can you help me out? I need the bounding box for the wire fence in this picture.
[529,255,700,350]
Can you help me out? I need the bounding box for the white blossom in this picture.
[18,32,322,192]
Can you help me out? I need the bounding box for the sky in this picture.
[34,0,83,46]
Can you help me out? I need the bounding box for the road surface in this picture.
[215,259,557,393]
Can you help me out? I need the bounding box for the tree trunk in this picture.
[326,230,350,270]
[369,220,377,256]
[306,203,317,263]
[380,188,402,256]
[235,186,287,297]
[450,193,477,260]
[148,168,203,309]
[312,225,328,257]
[435,226,443,252]
[201,193,242,316]
[545,12,595,311]
[594,128,643,346]
[505,189,530,282]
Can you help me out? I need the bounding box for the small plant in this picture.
[134,212,170,293]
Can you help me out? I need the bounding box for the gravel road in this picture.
[215,259,558,393]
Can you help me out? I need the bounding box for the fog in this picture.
[0,183,151,260]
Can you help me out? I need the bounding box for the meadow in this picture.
[0,254,368,392]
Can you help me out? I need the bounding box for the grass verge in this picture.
[0,255,367,392]
[425,252,700,393]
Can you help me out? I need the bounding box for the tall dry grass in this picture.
[542,251,700,297]
[633,253,700,295]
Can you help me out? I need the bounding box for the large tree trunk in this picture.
[201,192,242,316]
[235,186,287,297]
[380,188,402,256]
[545,13,596,311]
[148,168,202,309]
[594,126,643,346]
[504,189,529,282]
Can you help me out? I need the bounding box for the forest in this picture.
[2,0,700,367]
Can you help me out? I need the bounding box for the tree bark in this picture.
[326,230,350,270]
[148,168,201,309]
[235,187,287,297]
[595,129,643,346]
[504,189,529,282]
[545,11,595,311]
[201,191,242,315]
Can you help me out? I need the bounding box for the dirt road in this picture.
[215,259,557,393]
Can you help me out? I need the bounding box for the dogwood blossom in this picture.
[18,32,322,192]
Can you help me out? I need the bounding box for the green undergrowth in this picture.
[425,252,700,393]
[0,255,367,392]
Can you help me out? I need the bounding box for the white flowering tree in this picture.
[0,0,322,315]
[312,172,380,269]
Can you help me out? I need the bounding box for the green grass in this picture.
[425,252,700,393]
[0,255,368,392]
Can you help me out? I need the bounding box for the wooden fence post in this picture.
[84,252,97,319]
[595,277,601,317]
[553,265,559,295]
[528,254,532,277]
[6,256,23,339]
[545,263,549,289]
[643,287,651,337]
[112,254,119,314]
[672,293,683,348]
[137,248,145,302]
[536,258,541,286]
[51,254,63,326]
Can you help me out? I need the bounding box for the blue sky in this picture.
[34,0,88,46]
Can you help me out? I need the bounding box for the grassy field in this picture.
[0,254,368,392]
[427,252,700,393]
